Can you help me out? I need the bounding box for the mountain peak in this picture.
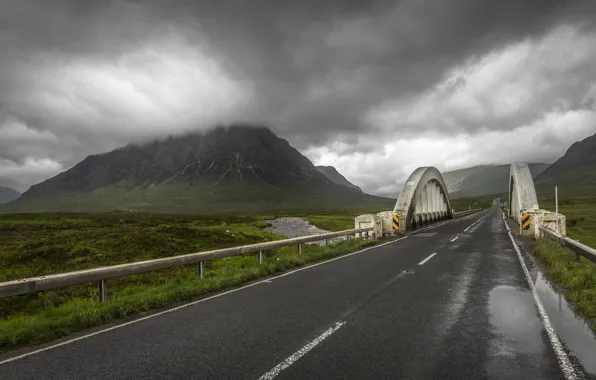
[23,124,329,195]
[5,125,389,213]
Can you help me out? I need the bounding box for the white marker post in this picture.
[555,186,559,234]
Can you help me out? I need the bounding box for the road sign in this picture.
[392,215,399,231]
[521,213,530,231]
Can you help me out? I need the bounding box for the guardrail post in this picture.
[198,261,204,278]
[98,279,107,302]
[258,250,263,264]
[298,244,302,255]
[325,238,329,245]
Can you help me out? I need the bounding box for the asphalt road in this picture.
[1,203,586,380]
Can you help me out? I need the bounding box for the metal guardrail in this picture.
[539,226,596,264]
[0,227,374,301]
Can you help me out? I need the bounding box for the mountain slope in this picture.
[2,125,393,213]
[443,163,549,198]
[534,132,596,195]
[0,186,20,204]
[316,166,362,192]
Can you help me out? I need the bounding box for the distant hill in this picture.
[1,125,393,213]
[316,166,362,192]
[0,186,20,204]
[534,132,596,195]
[0,178,30,193]
[443,163,549,199]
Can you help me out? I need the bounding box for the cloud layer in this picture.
[1,0,595,195]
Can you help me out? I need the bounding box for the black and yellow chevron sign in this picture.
[521,213,530,230]
[392,215,399,230]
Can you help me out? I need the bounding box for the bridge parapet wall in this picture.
[355,214,383,238]
[520,209,567,238]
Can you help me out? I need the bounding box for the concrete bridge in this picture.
[356,163,566,237]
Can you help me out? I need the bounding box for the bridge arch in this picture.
[393,166,453,230]
[508,163,539,224]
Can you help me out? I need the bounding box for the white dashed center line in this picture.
[418,252,438,266]
[257,321,346,380]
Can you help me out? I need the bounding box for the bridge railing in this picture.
[539,226,596,264]
[0,227,374,302]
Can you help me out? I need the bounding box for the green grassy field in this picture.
[1,179,396,215]
[538,195,596,249]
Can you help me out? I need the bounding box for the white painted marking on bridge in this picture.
[503,213,580,380]
[257,321,346,380]
[464,214,487,232]
[0,236,408,366]
[450,236,459,242]
[418,252,438,266]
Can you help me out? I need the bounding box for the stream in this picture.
[265,217,348,245]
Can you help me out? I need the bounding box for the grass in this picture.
[534,239,596,331]
[1,179,396,215]
[537,195,596,249]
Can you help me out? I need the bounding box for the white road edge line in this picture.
[502,213,580,380]
[257,321,346,380]
[450,236,459,242]
[418,252,438,266]
[0,236,408,366]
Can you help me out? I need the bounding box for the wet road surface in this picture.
[0,203,590,379]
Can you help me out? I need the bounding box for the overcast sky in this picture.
[1,0,595,196]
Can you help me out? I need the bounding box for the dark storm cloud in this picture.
[1,0,595,188]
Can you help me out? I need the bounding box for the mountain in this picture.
[534,132,596,195]
[0,178,30,193]
[1,125,393,213]
[0,186,20,204]
[316,166,362,192]
[443,163,549,198]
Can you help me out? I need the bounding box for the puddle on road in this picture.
[486,285,554,379]
[265,217,347,245]
[533,272,596,375]
[488,285,545,357]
